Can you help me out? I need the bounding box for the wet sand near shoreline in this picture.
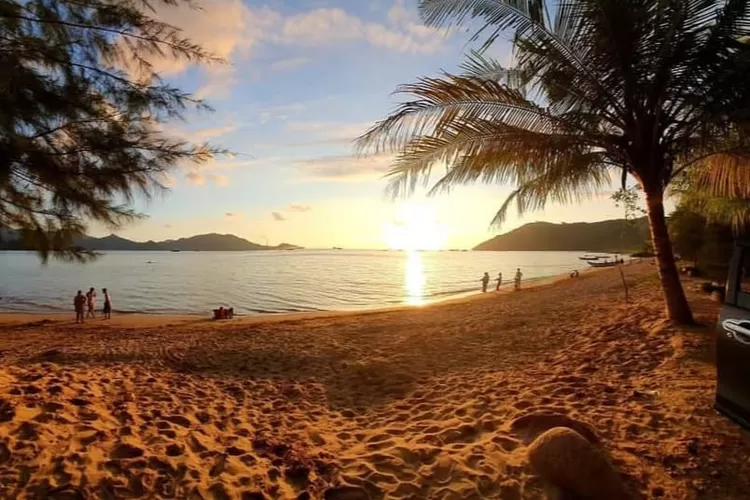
[1,262,749,499]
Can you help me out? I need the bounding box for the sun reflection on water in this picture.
[404,251,425,305]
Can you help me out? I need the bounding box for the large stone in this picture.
[511,412,599,444]
[528,427,629,500]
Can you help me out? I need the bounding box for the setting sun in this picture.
[383,203,448,251]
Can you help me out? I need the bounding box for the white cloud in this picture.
[145,1,446,92]
[194,65,238,100]
[285,120,372,145]
[188,124,238,143]
[203,157,283,170]
[273,7,444,54]
[287,204,312,212]
[294,153,393,183]
[185,170,205,186]
[163,120,237,146]
[144,0,257,76]
[256,96,337,124]
[388,0,411,26]
[179,155,275,187]
[184,169,230,186]
[209,173,229,186]
[269,56,311,72]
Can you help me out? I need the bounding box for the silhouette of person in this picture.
[514,268,523,291]
[74,290,86,323]
[481,272,490,293]
[102,288,112,319]
[86,287,96,318]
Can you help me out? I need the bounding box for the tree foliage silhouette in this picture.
[0,0,226,261]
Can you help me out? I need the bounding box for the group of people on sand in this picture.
[481,268,523,293]
[74,287,112,323]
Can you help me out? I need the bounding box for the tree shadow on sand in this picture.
[21,344,418,412]
[164,346,419,412]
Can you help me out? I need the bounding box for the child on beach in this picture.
[102,288,112,319]
[74,290,86,323]
[496,272,503,291]
[481,272,490,292]
[86,287,96,318]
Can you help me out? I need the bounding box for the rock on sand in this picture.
[510,411,599,444]
[528,427,629,500]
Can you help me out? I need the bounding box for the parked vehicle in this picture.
[715,242,750,429]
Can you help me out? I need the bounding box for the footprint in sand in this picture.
[163,415,192,428]
[0,399,15,422]
[165,444,183,457]
[110,443,145,459]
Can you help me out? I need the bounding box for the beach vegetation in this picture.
[669,163,750,279]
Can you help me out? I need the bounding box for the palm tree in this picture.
[356,0,750,324]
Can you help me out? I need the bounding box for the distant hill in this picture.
[473,217,650,252]
[0,230,302,252]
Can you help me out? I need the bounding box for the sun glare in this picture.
[404,251,425,305]
[383,203,448,251]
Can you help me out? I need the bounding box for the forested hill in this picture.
[473,217,649,252]
[0,230,301,252]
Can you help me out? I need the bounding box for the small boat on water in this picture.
[586,258,624,268]
[579,255,602,261]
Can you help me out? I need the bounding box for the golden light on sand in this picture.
[404,251,425,305]
[383,203,448,251]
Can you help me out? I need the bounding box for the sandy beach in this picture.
[1,262,749,499]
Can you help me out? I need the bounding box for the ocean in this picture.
[0,250,601,315]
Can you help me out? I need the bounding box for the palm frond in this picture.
[355,73,618,163]
[419,0,548,37]
[460,50,527,91]
[383,118,592,199]
[691,155,750,199]
[489,155,612,227]
[355,75,577,156]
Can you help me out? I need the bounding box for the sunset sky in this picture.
[106,0,654,249]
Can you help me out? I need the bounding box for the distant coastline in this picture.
[0,230,302,252]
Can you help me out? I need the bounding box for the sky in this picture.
[102,0,648,250]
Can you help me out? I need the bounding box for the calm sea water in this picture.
[0,250,601,315]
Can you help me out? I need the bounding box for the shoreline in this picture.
[0,266,607,327]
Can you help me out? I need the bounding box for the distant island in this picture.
[473,217,649,252]
[0,230,302,252]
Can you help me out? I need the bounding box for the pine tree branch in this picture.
[1,13,220,62]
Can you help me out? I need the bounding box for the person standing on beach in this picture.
[481,272,490,292]
[74,290,86,323]
[102,288,112,319]
[86,287,96,318]
[496,272,503,291]
[514,268,523,291]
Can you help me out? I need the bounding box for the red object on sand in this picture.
[212,307,234,320]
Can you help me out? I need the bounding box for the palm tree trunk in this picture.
[644,188,694,324]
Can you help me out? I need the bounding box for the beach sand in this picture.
[1,262,749,499]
